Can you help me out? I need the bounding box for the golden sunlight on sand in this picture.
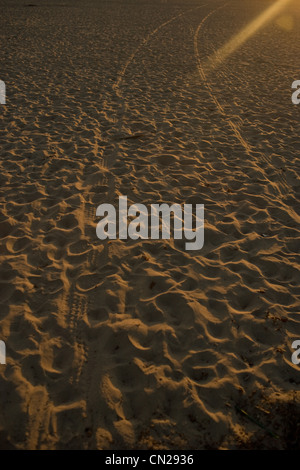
[0,0,299,450]
[204,0,293,73]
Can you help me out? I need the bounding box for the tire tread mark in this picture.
[194,2,290,195]
[26,388,51,450]
[113,3,209,94]
[194,2,252,155]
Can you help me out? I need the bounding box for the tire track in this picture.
[26,388,51,450]
[68,198,92,387]
[68,292,88,386]
[28,197,91,447]
[113,2,210,96]
[194,1,253,155]
[193,2,290,194]
[213,57,290,192]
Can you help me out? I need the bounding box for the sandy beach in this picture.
[0,0,299,449]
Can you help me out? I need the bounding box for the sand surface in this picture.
[0,0,300,449]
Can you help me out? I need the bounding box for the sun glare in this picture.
[205,0,293,73]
